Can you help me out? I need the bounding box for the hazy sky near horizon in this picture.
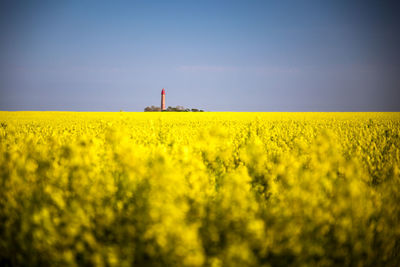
[1,0,399,111]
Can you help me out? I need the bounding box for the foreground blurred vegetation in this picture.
[0,112,399,266]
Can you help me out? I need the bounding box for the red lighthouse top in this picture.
[161,88,165,95]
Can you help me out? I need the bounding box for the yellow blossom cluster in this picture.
[0,111,399,266]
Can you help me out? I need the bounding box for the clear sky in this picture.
[1,0,399,111]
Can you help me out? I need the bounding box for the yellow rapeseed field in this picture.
[0,111,399,266]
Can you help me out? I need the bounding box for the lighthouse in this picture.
[161,88,166,111]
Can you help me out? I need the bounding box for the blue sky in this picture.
[1,0,399,111]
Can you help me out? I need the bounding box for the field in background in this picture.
[1,112,399,266]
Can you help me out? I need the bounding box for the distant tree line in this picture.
[144,106,161,112]
[144,106,204,112]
